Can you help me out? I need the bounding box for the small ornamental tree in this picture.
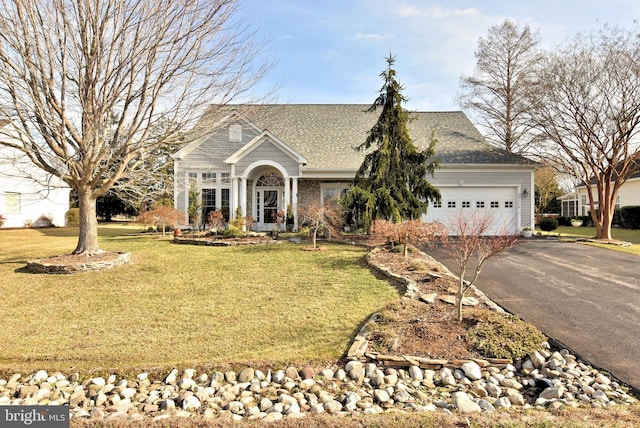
[370,219,447,257]
[244,215,256,232]
[444,212,519,321]
[135,205,182,238]
[187,188,202,231]
[207,210,226,232]
[300,200,344,249]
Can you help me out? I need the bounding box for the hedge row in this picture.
[555,205,640,229]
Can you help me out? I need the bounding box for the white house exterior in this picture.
[560,172,640,217]
[0,123,70,228]
[173,105,536,234]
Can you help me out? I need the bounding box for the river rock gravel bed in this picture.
[0,346,636,423]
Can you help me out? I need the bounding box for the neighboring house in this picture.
[0,122,70,228]
[173,105,536,234]
[559,170,640,217]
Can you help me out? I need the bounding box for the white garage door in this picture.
[423,187,519,235]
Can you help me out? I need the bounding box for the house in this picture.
[172,105,536,234]
[0,121,70,228]
[559,169,640,217]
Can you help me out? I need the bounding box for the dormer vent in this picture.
[229,124,242,142]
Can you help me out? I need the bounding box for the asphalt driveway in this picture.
[426,239,640,393]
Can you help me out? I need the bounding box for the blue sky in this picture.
[239,0,640,111]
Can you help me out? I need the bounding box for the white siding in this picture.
[576,177,640,214]
[234,141,299,177]
[0,144,70,228]
[620,178,640,206]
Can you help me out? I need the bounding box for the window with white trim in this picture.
[462,201,470,208]
[490,201,499,208]
[202,173,216,184]
[202,189,216,222]
[476,201,485,208]
[447,201,456,208]
[433,200,442,208]
[4,192,20,214]
[320,183,350,207]
[505,201,514,208]
[191,171,232,223]
[256,173,283,187]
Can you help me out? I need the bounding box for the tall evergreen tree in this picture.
[343,55,440,231]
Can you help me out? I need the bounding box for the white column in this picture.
[292,177,299,231]
[283,177,291,231]
[240,177,247,218]
[184,172,189,225]
[231,178,239,215]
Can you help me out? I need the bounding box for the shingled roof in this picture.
[195,104,535,170]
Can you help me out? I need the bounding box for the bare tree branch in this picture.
[457,20,543,154]
[444,211,518,322]
[0,0,271,254]
[529,25,640,239]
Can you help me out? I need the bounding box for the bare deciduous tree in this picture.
[300,199,344,249]
[529,26,640,240]
[444,212,518,322]
[0,0,269,254]
[458,20,542,154]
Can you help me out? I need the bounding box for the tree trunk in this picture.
[457,275,465,322]
[74,188,101,254]
[594,188,614,240]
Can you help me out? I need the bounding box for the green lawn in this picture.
[0,225,398,377]
[539,226,640,255]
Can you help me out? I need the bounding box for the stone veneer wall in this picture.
[296,180,321,215]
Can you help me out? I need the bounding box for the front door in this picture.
[257,189,281,227]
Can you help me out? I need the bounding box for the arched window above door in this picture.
[256,173,284,187]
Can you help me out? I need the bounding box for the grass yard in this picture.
[0,225,398,377]
[539,226,640,256]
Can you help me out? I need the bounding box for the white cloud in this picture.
[354,32,393,41]
[396,3,480,19]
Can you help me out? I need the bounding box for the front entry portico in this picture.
[223,130,307,232]
[231,167,299,232]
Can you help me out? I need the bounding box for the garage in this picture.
[424,187,520,235]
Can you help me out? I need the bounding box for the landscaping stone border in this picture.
[173,237,281,247]
[25,252,132,274]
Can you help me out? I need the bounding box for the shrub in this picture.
[556,216,571,227]
[224,224,243,238]
[65,208,80,226]
[539,217,558,232]
[33,215,54,228]
[612,208,622,227]
[619,206,640,229]
[579,215,593,227]
[466,312,546,360]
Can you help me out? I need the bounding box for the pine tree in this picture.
[343,55,440,231]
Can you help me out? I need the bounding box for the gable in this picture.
[173,117,263,169]
[225,130,307,178]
